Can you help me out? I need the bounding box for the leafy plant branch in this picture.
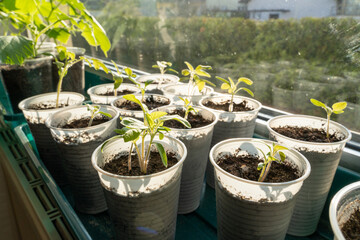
[86,104,112,127]
[102,94,190,174]
[257,142,288,182]
[179,96,198,120]
[216,76,254,112]
[310,98,347,140]
[181,61,215,99]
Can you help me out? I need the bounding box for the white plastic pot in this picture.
[136,73,180,94]
[46,105,119,214]
[92,135,187,239]
[199,95,262,188]
[111,94,172,119]
[18,92,84,184]
[161,83,214,105]
[210,138,311,240]
[154,105,218,214]
[87,83,139,105]
[267,115,352,236]
[330,181,360,240]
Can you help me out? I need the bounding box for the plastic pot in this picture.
[18,92,84,185]
[87,83,139,105]
[330,181,360,240]
[210,138,311,240]
[199,95,262,188]
[161,83,214,105]
[46,105,119,214]
[136,73,180,94]
[267,115,352,236]
[111,94,172,120]
[1,56,54,113]
[92,135,187,239]
[154,105,218,214]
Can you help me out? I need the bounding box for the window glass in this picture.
[78,0,360,133]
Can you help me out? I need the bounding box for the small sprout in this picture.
[179,96,198,120]
[152,61,178,88]
[310,98,347,140]
[181,61,215,99]
[86,104,112,127]
[101,94,190,174]
[123,67,152,102]
[216,76,254,112]
[257,142,288,182]
[110,60,124,97]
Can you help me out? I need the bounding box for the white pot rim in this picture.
[91,135,187,180]
[153,105,219,131]
[329,181,360,240]
[199,95,262,115]
[45,105,119,131]
[267,114,352,146]
[136,73,180,83]
[18,92,85,112]
[209,138,311,187]
[87,83,139,96]
[161,83,214,96]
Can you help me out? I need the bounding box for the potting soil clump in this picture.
[341,208,360,240]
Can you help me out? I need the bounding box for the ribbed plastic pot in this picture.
[87,83,139,105]
[154,105,218,214]
[199,95,262,188]
[18,92,84,185]
[136,73,180,95]
[92,135,187,240]
[1,56,54,113]
[267,115,352,236]
[210,138,311,240]
[330,181,360,240]
[161,83,214,105]
[46,105,119,214]
[111,94,172,120]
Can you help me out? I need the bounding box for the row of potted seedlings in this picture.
[17,59,355,239]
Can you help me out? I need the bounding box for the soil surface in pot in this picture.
[114,96,170,110]
[341,208,360,240]
[272,126,344,143]
[96,89,135,96]
[102,151,178,176]
[163,109,213,129]
[203,99,254,112]
[60,116,111,128]
[216,152,300,182]
[27,102,69,110]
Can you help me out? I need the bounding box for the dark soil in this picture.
[28,102,69,110]
[102,151,178,176]
[163,109,213,129]
[114,95,170,110]
[341,208,360,240]
[216,152,300,182]
[203,99,254,112]
[60,116,111,128]
[96,89,135,96]
[272,126,344,143]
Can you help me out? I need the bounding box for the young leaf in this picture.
[184,61,194,72]
[310,99,326,108]
[155,143,168,168]
[123,128,141,142]
[221,83,230,90]
[182,69,190,76]
[0,36,34,65]
[238,77,253,86]
[236,87,254,97]
[150,111,168,120]
[332,102,347,112]
[98,111,112,118]
[160,115,191,128]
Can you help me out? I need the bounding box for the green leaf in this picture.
[167,68,178,74]
[196,81,206,92]
[0,36,34,65]
[98,111,112,118]
[111,60,122,75]
[332,102,347,111]
[46,28,70,44]
[121,117,146,129]
[257,162,264,170]
[155,143,168,168]
[160,115,191,128]
[92,59,109,73]
[221,83,230,90]
[124,67,133,77]
[184,61,194,72]
[273,145,288,153]
[159,132,164,140]
[195,68,211,78]
[310,99,326,108]
[123,128,141,142]
[182,69,190,76]
[279,151,286,162]
[123,94,142,106]
[144,80,154,87]
[145,112,154,128]
[216,76,229,84]
[152,65,159,69]
[158,126,171,132]
[114,128,128,135]
[238,77,253,86]
[333,110,344,114]
[235,87,254,97]
[114,77,123,89]
[150,111,168,120]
